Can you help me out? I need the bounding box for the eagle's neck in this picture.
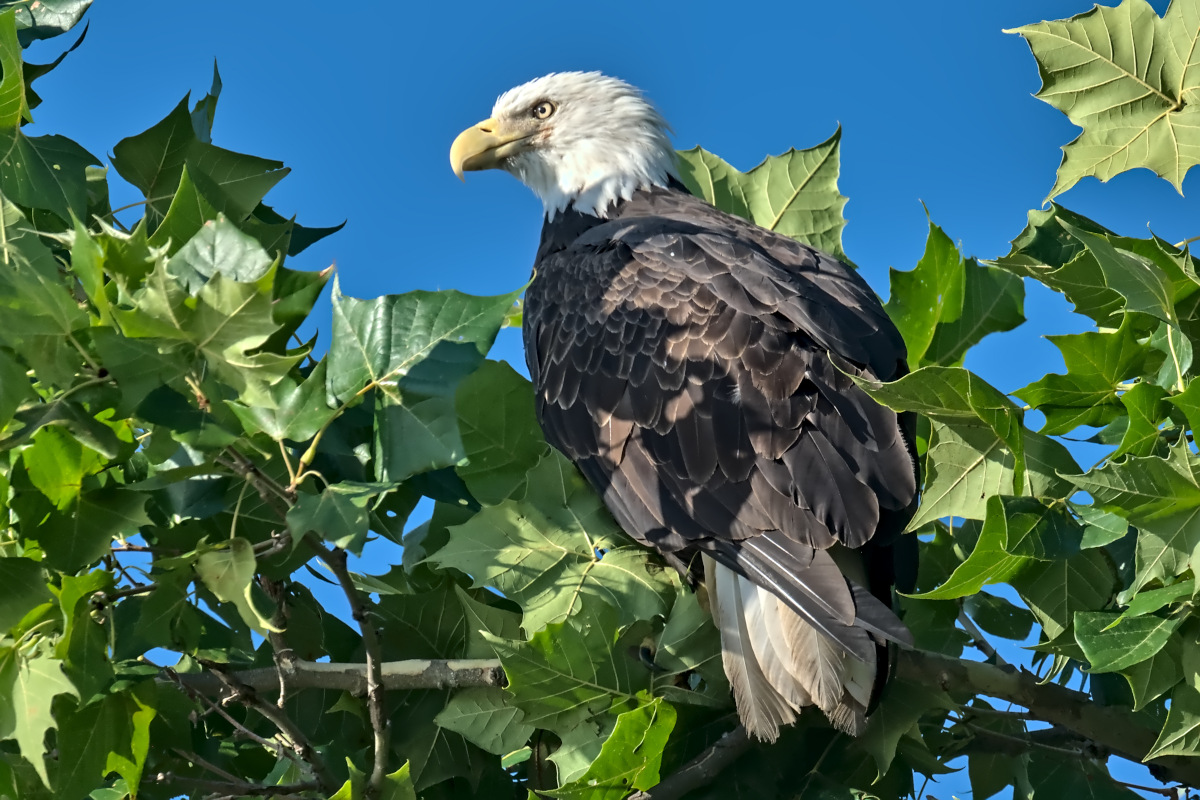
[535,180,694,263]
[513,135,677,221]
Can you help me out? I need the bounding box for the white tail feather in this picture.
[741,574,814,709]
[710,561,795,741]
[703,556,877,740]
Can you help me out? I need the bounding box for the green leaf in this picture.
[1071,441,1200,592]
[1075,611,1182,672]
[1119,579,1194,621]
[546,698,676,799]
[1007,0,1200,198]
[0,397,124,458]
[1120,634,1182,710]
[186,271,293,401]
[908,496,1031,600]
[53,686,155,800]
[1116,382,1168,457]
[433,686,534,755]
[0,11,98,222]
[21,424,104,509]
[1015,318,1151,435]
[455,584,522,659]
[676,128,848,259]
[1013,548,1117,640]
[0,558,50,633]
[884,220,1024,367]
[1168,375,1200,432]
[963,592,1034,641]
[1079,504,1133,549]
[327,279,523,404]
[966,699,1031,800]
[852,365,1026,492]
[431,452,672,634]
[455,360,547,505]
[91,330,187,417]
[0,643,79,787]
[992,205,1120,318]
[381,762,417,800]
[166,215,274,291]
[56,571,113,700]
[858,678,955,777]
[484,602,651,731]
[910,420,1078,529]
[374,393,464,483]
[286,482,389,555]
[144,165,219,255]
[1146,683,1200,758]
[194,537,281,635]
[7,0,91,45]
[0,195,86,342]
[37,486,149,573]
[111,94,287,231]
[652,585,728,707]
[1062,220,1180,324]
[1026,752,1140,799]
[0,348,31,428]
[228,358,334,442]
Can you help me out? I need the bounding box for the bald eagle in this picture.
[450,72,918,740]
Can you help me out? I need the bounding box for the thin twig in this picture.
[165,668,296,761]
[305,534,390,797]
[957,604,1008,666]
[169,748,243,783]
[103,583,156,602]
[260,576,296,708]
[195,659,337,793]
[153,772,319,799]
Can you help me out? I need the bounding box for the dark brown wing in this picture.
[523,187,917,657]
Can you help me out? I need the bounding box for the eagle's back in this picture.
[522,184,918,738]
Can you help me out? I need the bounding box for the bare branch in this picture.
[897,648,1200,787]
[628,726,752,800]
[195,658,338,793]
[305,534,390,798]
[259,576,296,707]
[172,658,506,695]
[153,772,319,799]
[165,668,297,760]
[957,604,1008,667]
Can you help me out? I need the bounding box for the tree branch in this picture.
[195,658,337,793]
[897,648,1200,787]
[957,605,1007,667]
[171,658,507,695]
[628,726,752,800]
[304,534,390,797]
[153,772,318,799]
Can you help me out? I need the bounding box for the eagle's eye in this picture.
[532,101,556,120]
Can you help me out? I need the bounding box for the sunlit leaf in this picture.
[677,128,847,259]
[1008,0,1200,198]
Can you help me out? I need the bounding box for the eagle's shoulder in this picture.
[532,185,906,380]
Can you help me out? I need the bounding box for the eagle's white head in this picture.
[450,72,676,219]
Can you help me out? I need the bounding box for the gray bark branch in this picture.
[173,649,1200,792]
[172,658,508,695]
[898,649,1200,787]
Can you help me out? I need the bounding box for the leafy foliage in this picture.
[1008,0,1200,199]
[4,2,1200,799]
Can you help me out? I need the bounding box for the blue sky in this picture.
[24,1,1194,796]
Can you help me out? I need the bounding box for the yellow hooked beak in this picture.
[450,117,533,181]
